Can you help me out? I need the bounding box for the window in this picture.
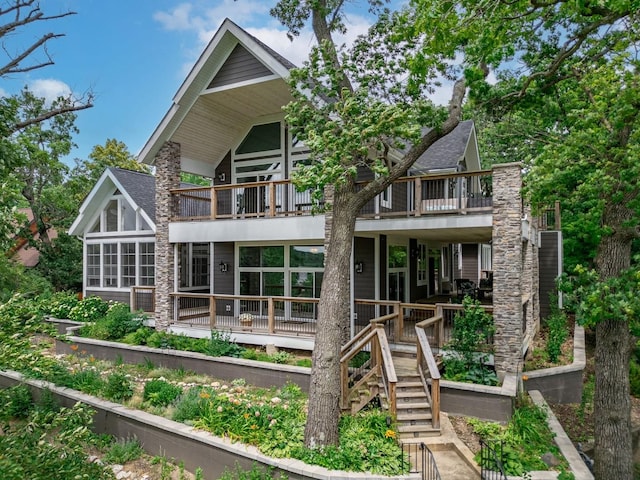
[121,201,136,231]
[103,243,118,287]
[192,243,210,287]
[481,243,492,272]
[87,244,100,287]
[380,185,392,209]
[416,242,428,286]
[237,244,323,298]
[235,122,281,154]
[105,200,118,232]
[140,243,155,286]
[121,243,136,287]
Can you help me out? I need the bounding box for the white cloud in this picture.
[153,3,195,31]
[28,79,71,103]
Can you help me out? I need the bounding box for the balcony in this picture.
[170,170,493,222]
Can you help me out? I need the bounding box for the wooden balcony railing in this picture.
[170,170,493,222]
[130,286,156,314]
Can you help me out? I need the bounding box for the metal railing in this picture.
[130,286,156,313]
[401,442,442,480]
[170,170,493,222]
[479,440,508,480]
[169,292,318,336]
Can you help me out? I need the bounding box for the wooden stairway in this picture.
[393,356,441,439]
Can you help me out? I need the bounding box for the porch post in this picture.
[492,162,523,376]
[154,141,181,331]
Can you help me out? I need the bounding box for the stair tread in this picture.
[396,391,428,398]
[396,402,431,409]
[397,381,423,388]
[397,412,432,421]
[398,424,440,433]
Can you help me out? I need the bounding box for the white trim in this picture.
[201,74,281,95]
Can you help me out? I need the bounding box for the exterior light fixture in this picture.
[219,261,228,273]
[355,261,364,274]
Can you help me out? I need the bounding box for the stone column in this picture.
[492,163,523,375]
[154,141,181,331]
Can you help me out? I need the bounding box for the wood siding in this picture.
[208,44,273,89]
[539,231,562,319]
[380,235,387,300]
[354,237,375,299]
[214,242,235,295]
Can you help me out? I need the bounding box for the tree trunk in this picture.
[593,202,634,480]
[304,186,358,448]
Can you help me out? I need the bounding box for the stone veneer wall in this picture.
[492,163,523,375]
[154,141,181,330]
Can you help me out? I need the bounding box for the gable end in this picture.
[208,43,273,89]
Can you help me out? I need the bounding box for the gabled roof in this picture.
[138,18,296,172]
[68,168,156,236]
[410,120,477,174]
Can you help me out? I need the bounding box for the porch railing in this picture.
[169,292,319,336]
[401,442,442,480]
[170,170,493,222]
[130,286,156,313]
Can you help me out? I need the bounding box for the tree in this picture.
[0,0,93,133]
[272,0,467,447]
[67,139,150,204]
[272,1,636,466]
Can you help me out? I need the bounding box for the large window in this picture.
[103,243,118,287]
[416,242,428,286]
[238,244,324,298]
[178,243,210,290]
[121,243,136,287]
[90,194,151,233]
[87,244,100,287]
[85,241,155,289]
[140,243,155,286]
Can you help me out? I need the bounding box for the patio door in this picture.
[388,244,408,302]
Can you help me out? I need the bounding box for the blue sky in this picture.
[1,1,374,164]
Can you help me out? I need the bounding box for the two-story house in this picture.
[69,19,563,378]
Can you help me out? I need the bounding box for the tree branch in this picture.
[11,94,93,133]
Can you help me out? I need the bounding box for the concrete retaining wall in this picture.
[0,371,418,480]
[440,373,517,423]
[524,325,585,404]
[55,336,312,393]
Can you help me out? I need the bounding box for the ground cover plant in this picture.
[43,349,406,475]
[468,396,573,478]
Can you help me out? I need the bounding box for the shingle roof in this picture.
[109,168,156,224]
[410,120,474,174]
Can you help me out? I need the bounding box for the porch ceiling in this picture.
[355,214,493,243]
[171,78,294,174]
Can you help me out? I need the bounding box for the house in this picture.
[69,19,562,384]
[9,208,58,267]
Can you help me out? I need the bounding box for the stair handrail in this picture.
[340,313,398,414]
[415,315,442,429]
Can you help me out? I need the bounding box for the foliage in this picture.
[545,309,569,364]
[66,139,150,205]
[102,370,134,402]
[0,384,34,421]
[0,256,53,303]
[559,261,640,333]
[103,437,145,464]
[68,295,111,322]
[0,402,112,480]
[35,233,83,291]
[79,302,144,341]
[218,463,288,480]
[45,290,80,319]
[204,330,245,358]
[470,399,567,476]
[442,297,497,385]
[68,367,105,396]
[143,379,183,407]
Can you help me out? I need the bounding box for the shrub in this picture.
[103,437,144,464]
[143,379,183,407]
[46,291,80,319]
[545,308,568,363]
[69,368,105,395]
[204,330,244,357]
[102,371,134,402]
[269,351,291,364]
[68,296,110,322]
[0,384,33,420]
[172,387,208,423]
[442,297,496,385]
[79,303,144,341]
[122,326,155,345]
[218,463,289,480]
